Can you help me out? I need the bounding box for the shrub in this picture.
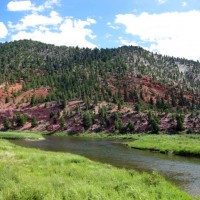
[31,117,38,127]
[3,117,10,130]
[15,114,28,127]
[126,120,135,133]
[176,115,185,131]
[5,96,10,104]
[60,116,65,128]
[82,112,92,129]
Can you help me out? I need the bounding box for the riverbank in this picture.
[49,131,140,139]
[0,131,44,140]
[127,134,200,157]
[0,139,193,199]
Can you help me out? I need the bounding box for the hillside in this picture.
[0,40,199,133]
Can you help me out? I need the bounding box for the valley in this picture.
[0,40,199,199]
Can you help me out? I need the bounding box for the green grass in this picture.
[76,132,139,139]
[0,131,44,140]
[50,132,141,139]
[0,139,193,200]
[127,134,200,157]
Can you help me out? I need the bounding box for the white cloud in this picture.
[107,22,119,30]
[115,10,200,61]
[87,18,96,24]
[0,22,8,38]
[105,33,112,38]
[9,11,62,30]
[11,17,96,48]
[35,0,60,12]
[182,2,187,7]
[7,0,59,12]
[8,1,96,48]
[157,0,167,4]
[7,1,33,11]
[118,37,138,46]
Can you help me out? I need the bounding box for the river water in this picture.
[12,136,200,196]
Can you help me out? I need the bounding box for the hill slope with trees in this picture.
[0,40,199,133]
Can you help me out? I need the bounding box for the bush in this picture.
[176,115,185,131]
[3,117,10,130]
[60,116,66,128]
[83,112,93,129]
[53,116,57,124]
[126,120,135,133]
[150,119,159,134]
[135,103,140,112]
[114,119,127,134]
[15,114,28,127]
[31,117,38,127]
[5,96,10,104]
[148,112,160,134]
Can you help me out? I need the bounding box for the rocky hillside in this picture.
[0,40,199,133]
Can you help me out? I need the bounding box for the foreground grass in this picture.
[0,131,43,140]
[0,139,193,200]
[127,134,200,157]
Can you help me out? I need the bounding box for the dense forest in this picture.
[0,40,199,133]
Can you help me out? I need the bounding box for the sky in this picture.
[0,0,200,61]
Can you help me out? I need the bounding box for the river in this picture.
[12,136,200,196]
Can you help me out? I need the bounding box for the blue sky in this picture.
[0,0,200,60]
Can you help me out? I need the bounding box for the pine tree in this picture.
[53,116,57,124]
[15,114,28,127]
[126,120,135,133]
[114,118,125,133]
[3,117,10,130]
[149,97,154,108]
[156,96,161,109]
[140,90,144,101]
[150,119,159,134]
[4,83,8,92]
[176,115,185,131]
[135,103,140,112]
[5,96,10,104]
[31,117,37,127]
[60,99,67,109]
[60,116,65,128]
[99,106,109,128]
[30,94,36,106]
[123,87,128,102]
[83,112,92,129]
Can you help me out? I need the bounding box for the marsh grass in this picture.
[0,139,193,200]
[127,134,200,157]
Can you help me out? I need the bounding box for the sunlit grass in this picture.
[127,134,200,157]
[0,131,43,140]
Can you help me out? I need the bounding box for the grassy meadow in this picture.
[127,134,200,157]
[0,139,193,200]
